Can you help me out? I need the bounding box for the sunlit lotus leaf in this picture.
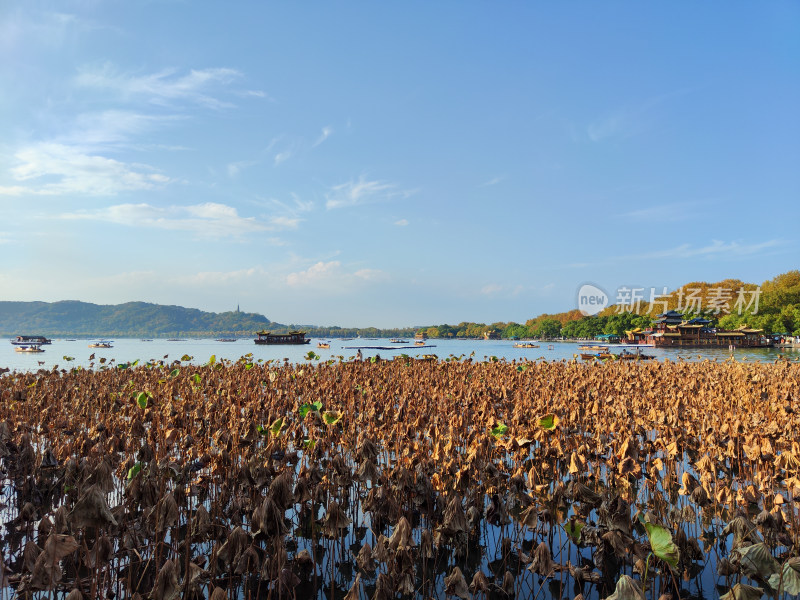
[127,461,142,480]
[604,574,645,600]
[208,354,216,365]
[565,519,585,544]
[323,410,342,426]
[736,542,780,579]
[491,423,509,438]
[136,391,150,409]
[641,518,680,568]
[269,417,284,436]
[444,566,472,599]
[539,413,559,429]
[169,368,179,377]
[718,583,764,600]
[768,557,800,595]
[299,400,323,418]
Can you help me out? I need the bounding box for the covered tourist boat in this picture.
[254,330,310,345]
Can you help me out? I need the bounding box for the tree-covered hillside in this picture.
[0,301,275,337]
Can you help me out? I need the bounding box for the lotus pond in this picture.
[0,356,798,600]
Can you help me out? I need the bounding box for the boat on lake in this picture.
[513,342,540,348]
[11,335,51,346]
[580,352,614,360]
[15,345,44,353]
[389,339,409,343]
[254,330,310,345]
[88,341,113,348]
[216,338,237,342]
[317,342,331,348]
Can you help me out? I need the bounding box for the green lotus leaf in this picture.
[565,520,585,544]
[136,391,150,409]
[642,519,680,567]
[269,417,284,436]
[323,410,342,426]
[539,413,560,430]
[127,462,142,480]
[768,557,800,596]
[490,423,509,439]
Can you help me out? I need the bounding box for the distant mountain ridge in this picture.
[0,301,278,337]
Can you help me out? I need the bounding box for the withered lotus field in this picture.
[0,356,798,600]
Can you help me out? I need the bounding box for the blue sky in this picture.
[1,2,798,327]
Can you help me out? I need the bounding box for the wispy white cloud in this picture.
[274,150,292,165]
[59,202,293,237]
[587,88,693,143]
[0,10,83,53]
[481,175,505,187]
[286,261,342,286]
[620,202,702,222]
[313,126,333,147]
[394,219,409,226]
[637,239,787,260]
[325,175,415,209]
[3,143,169,196]
[481,283,503,296]
[286,260,387,289]
[75,64,243,109]
[227,160,257,178]
[269,216,301,229]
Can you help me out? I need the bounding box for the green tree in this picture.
[532,319,561,339]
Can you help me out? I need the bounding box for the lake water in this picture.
[3,337,798,372]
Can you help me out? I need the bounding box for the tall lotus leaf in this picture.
[181,354,193,361]
[719,583,764,600]
[737,542,780,579]
[539,414,560,430]
[192,373,201,385]
[768,557,800,596]
[136,392,149,409]
[269,417,284,436]
[209,354,216,366]
[565,519,585,544]
[299,401,323,419]
[643,521,680,567]
[127,462,142,480]
[604,574,645,600]
[323,410,342,426]
[491,423,509,439]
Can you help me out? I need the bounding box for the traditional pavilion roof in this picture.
[658,310,684,318]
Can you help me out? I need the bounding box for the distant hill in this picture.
[0,301,279,337]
